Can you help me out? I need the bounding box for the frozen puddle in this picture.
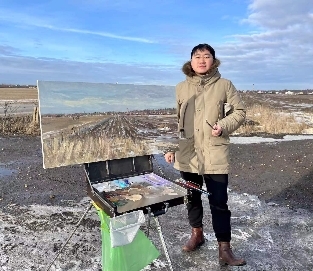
[0,163,16,177]
[0,192,313,271]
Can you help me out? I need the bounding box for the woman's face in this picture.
[191,49,214,75]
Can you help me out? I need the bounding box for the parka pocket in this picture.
[208,145,229,165]
[210,135,230,146]
[205,136,230,165]
[176,137,194,165]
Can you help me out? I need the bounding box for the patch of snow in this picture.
[230,135,313,144]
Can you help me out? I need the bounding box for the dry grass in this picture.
[236,104,309,135]
[42,133,150,168]
[0,115,40,135]
[0,101,40,135]
[0,91,39,134]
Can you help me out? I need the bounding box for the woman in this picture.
[164,44,246,266]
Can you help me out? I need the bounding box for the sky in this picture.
[0,0,312,90]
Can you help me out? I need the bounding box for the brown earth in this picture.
[229,138,313,211]
[0,88,38,100]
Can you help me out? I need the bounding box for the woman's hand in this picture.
[211,123,223,137]
[164,152,175,163]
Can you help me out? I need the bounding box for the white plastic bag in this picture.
[109,210,145,248]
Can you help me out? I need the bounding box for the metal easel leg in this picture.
[45,202,93,271]
[154,217,174,271]
[146,207,152,237]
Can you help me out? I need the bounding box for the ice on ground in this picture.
[230,134,313,144]
[1,190,313,271]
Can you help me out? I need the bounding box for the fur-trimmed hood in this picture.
[182,58,221,77]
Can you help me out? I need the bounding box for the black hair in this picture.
[190,44,215,59]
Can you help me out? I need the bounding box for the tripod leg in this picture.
[146,207,152,237]
[154,217,173,271]
[45,202,93,271]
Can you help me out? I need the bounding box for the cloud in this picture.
[0,54,181,86]
[217,0,313,90]
[62,97,105,108]
[44,26,156,44]
[0,45,19,56]
[243,0,313,29]
[0,8,155,44]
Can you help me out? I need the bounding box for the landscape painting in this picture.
[37,81,178,169]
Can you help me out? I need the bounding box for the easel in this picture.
[44,202,174,271]
[45,154,210,271]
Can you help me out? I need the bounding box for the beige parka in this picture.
[173,59,246,174]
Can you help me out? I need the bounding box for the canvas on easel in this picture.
[37,80,177,169]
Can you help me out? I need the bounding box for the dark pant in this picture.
[180,171,231,242]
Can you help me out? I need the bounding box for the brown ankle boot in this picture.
[218,242,246,266]
[182,227,205,252]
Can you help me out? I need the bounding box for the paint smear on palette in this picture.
[125,194,142,201]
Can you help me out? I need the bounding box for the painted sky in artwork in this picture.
[38,81,175,114]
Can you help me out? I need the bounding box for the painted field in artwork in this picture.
[38,81,177,168]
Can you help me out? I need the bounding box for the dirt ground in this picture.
[1,135,313,271]
[0,88,38,100]
[229,137,313,211]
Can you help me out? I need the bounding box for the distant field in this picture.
[242,92,313,113]
[0,88,38,100]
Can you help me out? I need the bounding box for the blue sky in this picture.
[0,0,312,90]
